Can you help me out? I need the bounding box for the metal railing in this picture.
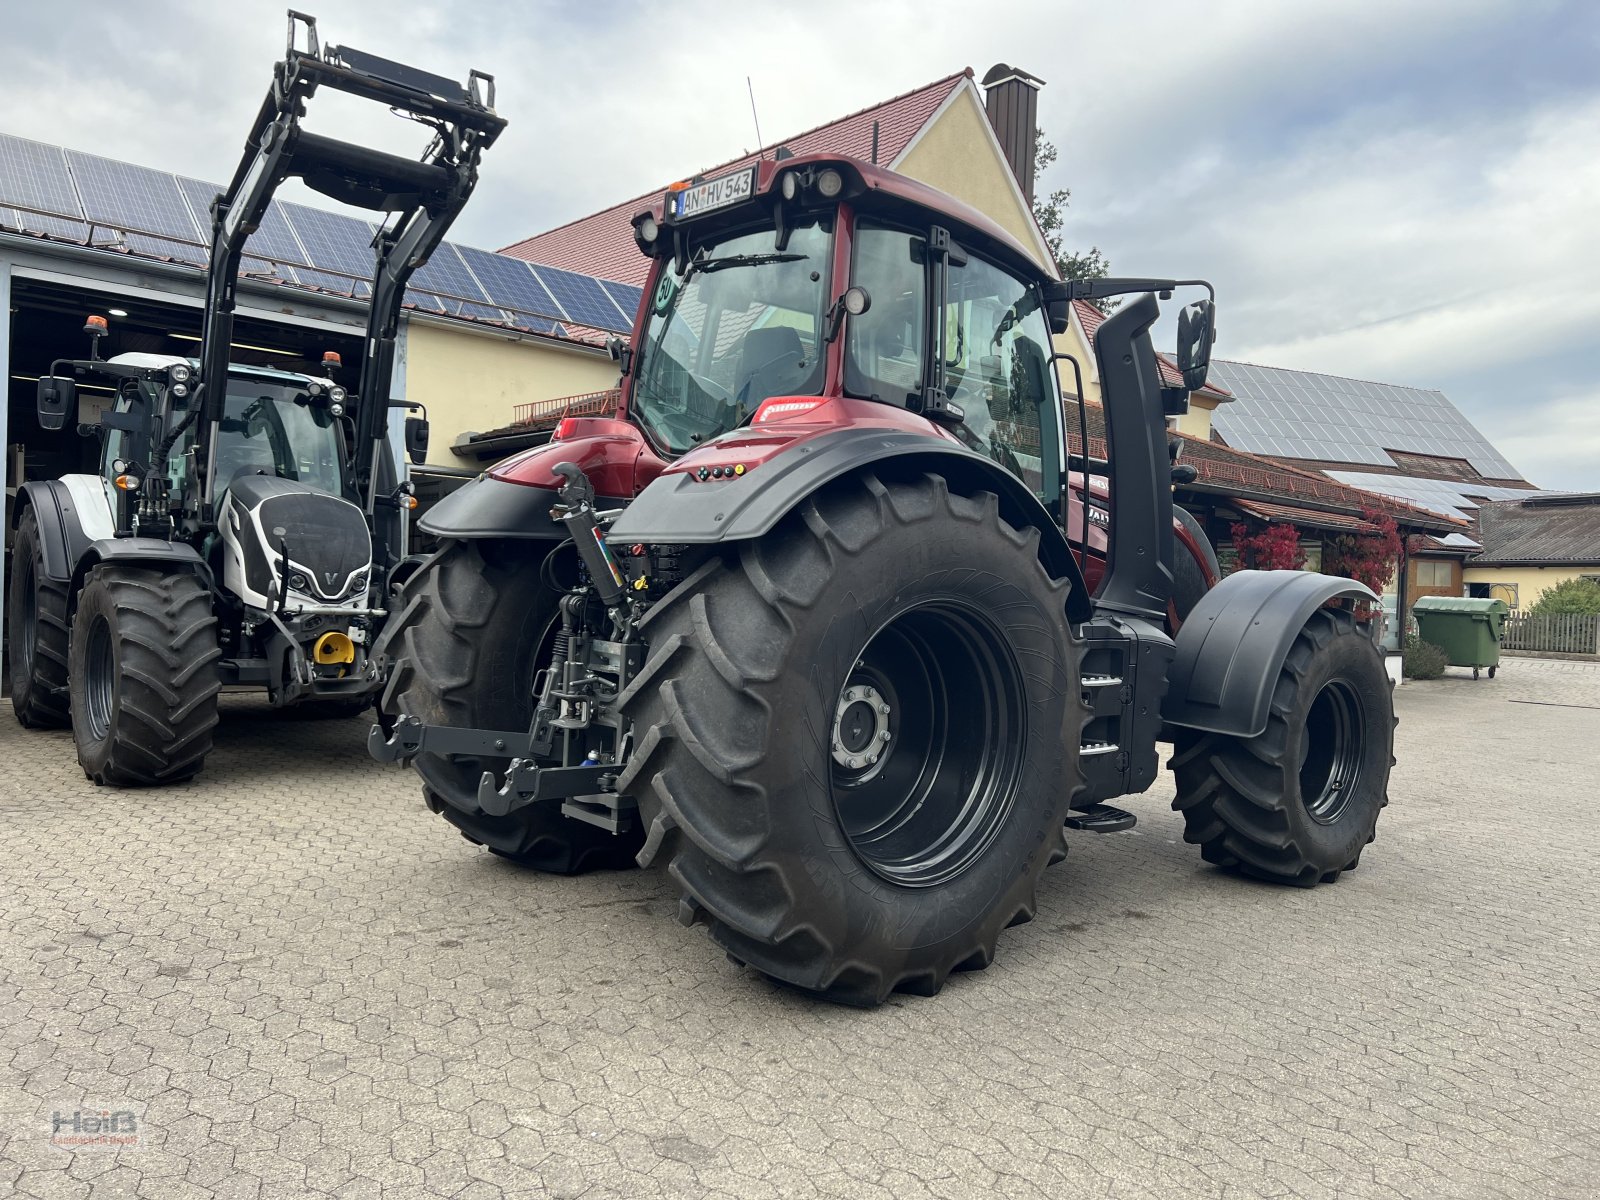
[510,388,621,430]
[1502,611,1600,655]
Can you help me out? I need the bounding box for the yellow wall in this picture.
[895,87,1048,268]
[1174,394,1223,440]
[1462,564,1598,611]
[405,320,616,466]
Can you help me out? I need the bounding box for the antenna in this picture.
[747,76,765,155]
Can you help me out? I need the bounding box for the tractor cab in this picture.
[617,156,1063,510]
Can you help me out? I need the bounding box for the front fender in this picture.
[71,538,211,611]
[607,426,1093,623]
[1161,569,1379,739]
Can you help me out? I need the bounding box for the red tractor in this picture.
[373,156,1393,1005]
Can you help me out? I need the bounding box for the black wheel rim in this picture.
[84,617,117,743]
[830,603,1027,888]
[1299,678,1364,824]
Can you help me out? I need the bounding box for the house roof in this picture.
[0,130,637,350]
[1205,358,1523,482]
[1472,493,1600,566]
[499,70,975,286]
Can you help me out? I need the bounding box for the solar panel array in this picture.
[0,131,639,337]
[1325,471,1559,520]
[1207,360,1523,482]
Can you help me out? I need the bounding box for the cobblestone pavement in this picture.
[2,657,1597,1198]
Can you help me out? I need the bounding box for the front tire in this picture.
[69,566,221,787]
[8,509,71,728]
[378,539,641,873]
[1170,607,1393,885]
[618,472,1082,1006]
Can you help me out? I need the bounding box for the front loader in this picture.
[9,12,504,784]
[373,156,1394,1005]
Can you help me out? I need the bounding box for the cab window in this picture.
[938,254,1059,504]
[845,223,926,405]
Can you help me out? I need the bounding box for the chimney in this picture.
[981,64,1045,204]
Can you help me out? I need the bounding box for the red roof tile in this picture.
[501,71,973,286]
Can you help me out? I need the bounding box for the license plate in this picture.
[672,167,756,219]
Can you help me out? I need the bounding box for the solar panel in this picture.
[292,266,364,297]
[410,290,454,314]
[0,133,82,217]
[283,203,377,277]
[9,211,94,243]
[453,245,565,324]
[119,231,208,266]
[529,263,633,331]
[66,150,201,242]
[408,243,491,304]
[600,280,644,327]
[505,313,560,336]
[1208,359,1522,481]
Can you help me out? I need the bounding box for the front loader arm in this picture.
[190,10,505,534]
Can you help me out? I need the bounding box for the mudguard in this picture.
[607,426,1094,623]
[15,480,102,582]
[419,476,572,541]
[72,538,211,605]
[1161,569,1379,739]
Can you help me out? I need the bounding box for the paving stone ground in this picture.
[2,656,1597,1198]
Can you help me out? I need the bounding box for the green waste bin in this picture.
[1412,596,1511,679]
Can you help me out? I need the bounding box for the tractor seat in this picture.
[735,326,807,410]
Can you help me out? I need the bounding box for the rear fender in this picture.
[607,425,1094,623]
[1161,569,1379,739]
[14,478,109,582]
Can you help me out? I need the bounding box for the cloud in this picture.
[2,0,1594,487]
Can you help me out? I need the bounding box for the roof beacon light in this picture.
[322,350,342,368]
[84,315,109,335]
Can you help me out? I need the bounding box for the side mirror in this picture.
[36,376,76,431]
[605,335,634,376]
[404,415,430,464]
[1041,281,1071,335]
[1177,300,1216,391]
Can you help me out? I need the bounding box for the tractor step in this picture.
[1065,804,1137,834]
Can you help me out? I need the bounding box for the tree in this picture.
[1528,577,1600,616]
[1032,133,1115,311]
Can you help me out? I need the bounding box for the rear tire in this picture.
[69,566,221,787]
[618,472,1082,1006]
[1169,607,1393,885]
[8,509,71,729]
[378,539,641,873]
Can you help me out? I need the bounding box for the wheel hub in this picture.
[832,683,890,770]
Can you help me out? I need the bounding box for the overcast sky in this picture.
[3,0,1595,487]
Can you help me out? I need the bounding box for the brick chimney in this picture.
[981,64,1045,204]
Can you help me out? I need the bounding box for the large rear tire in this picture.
[618,472,1082,1006]
[1169,607,1393,885]
[378,540,642,873]
[8,509,71,729]
[69,566,221,787]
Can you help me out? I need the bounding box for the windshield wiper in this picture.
[687,251,806,278]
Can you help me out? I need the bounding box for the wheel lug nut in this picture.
[880,731,891,741]
[878,704,890,714]
[847,758,859,769]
